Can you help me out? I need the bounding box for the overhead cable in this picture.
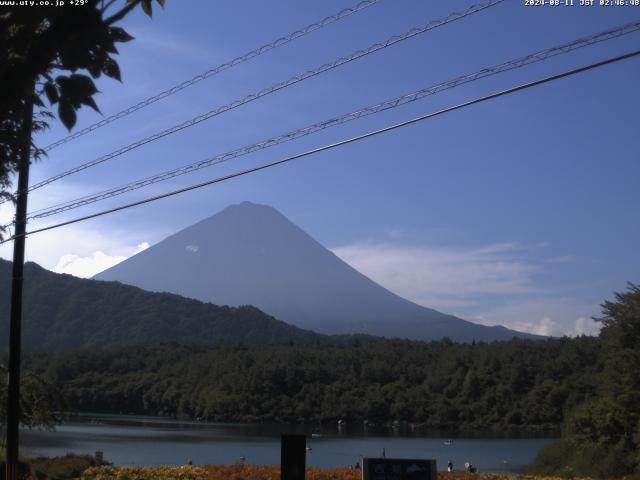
[24,19,640,221]
[42,0,382,152]
[2,48,637,244]
[16,0,504,200]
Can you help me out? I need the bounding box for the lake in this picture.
[21,414,553,473]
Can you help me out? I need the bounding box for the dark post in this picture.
[281,434,306,480]
[5,94,34,480]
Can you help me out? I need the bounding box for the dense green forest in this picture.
[528,284,640,478]
[0,259,333,350]
[25,336,600,432]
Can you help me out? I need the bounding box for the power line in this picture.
[41,0,381,152]
[14,0,504,200]
[29,0,504,191]
[23,19,640,221]
[3,48,638,245]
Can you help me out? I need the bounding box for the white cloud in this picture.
[0,169,175,282]
[332,241,600,337]
[573,316,600,336]
[332,242,538,307]
[1,200,151,278]
[476,314,559,337]
[54,251,125,278]
[490,317,558,337]
[0,176,162,273]
[53,242,149,278]
[473,299,601,337]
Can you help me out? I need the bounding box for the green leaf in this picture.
[102,58,121,82]
[87,62,102,78]
[44,82,60,105]
[55,75,69,86]
[68,74,98,97]
[33,95,45,108]
[81,96,101,114]
[59,43,90,72]
[109,26,135,43]
[56,74,101,118]
[141,0,152,17]
[58,101,76,130]
[103,41,119,55]
[156,0,165,7]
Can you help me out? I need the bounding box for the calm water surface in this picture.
[21,414,553,473]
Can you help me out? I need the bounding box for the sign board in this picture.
[362,458,437,480]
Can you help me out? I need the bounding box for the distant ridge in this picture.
[95,202,541,342]
[0,258,331,351]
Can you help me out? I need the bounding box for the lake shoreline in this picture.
[21,413,553,473]
[67,412,561,440]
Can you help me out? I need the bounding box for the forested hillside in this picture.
[529,284,640,477]
[0,259,329,350]
[25,336,600,431]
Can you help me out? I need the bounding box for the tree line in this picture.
[24,335,600,432]
[528,284,640,478]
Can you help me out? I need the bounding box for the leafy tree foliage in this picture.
[0,0,164,214]
[0,260,329,350]
[24,336,600,432]
[529,284,640,478]
[0,364,67,432]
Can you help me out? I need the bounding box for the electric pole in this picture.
[5,91,34,480]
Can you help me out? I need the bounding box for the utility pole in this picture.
[5,92,34,480]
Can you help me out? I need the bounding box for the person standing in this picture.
[447,460,453,472]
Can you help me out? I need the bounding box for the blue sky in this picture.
[1,0,639,336]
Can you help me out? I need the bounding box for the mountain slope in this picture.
[0,259,329,351]
[95,202,539,342]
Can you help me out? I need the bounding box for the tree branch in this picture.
[104,0,140,25]
[101,0,118,13]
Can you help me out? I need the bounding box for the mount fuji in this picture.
[95,202,539,342]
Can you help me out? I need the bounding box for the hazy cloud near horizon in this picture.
[0,201,151,278]
[332,242,601,337]
[53,242,150,278]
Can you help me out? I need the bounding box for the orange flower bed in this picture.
[80,464,594,480]
[437,473,591,480]
[204,465,360,480]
